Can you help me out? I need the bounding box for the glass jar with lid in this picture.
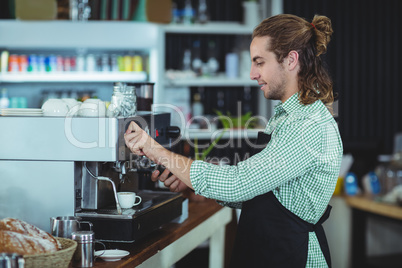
[107,82,137,117]
[375,154,393,196]
[379,152,402,204]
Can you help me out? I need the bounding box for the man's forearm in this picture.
[145,144,194,189]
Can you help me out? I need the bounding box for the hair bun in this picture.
[311,15,334,56]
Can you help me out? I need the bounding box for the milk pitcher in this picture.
[50,216,93,239]
[0,253,25,268]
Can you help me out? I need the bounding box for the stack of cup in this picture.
[78,99,106,117]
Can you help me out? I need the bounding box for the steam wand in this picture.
[84,162,122,215]
[96,177,122,215]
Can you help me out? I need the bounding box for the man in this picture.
[125,14,342,268]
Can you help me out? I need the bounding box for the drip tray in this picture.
[75,190,183,243]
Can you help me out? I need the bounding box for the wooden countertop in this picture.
[78,199,227,267]
[345,195,402,221]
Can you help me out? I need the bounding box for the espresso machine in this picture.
[0,111,183,243]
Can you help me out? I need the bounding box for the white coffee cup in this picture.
[78,99,106,117]
[117,192,142,209]
[42,98,69,116]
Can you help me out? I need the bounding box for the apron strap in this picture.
[312,205,332,268]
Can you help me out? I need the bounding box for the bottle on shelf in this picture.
[182,49,192,71]
[63,56,72,72]
[374,154,392,196]
[101,54,110,72]
[123,55,133,72]
[132,55,143,72]
[38,55,46,73]
[8,54,19,73]
[242,86,252,113]
[86,54,97,72]
[196,0,209,24]
[192,93,204,118]
[206,41,219,76]
[171,1,181,24]
[191,40,202,76]
[191,92,204,129]
[215,90,226,129]
[18,55,28,73]
[76,53,86,72]
[225,51,239,78]
[182,0,195,24]
[344,172,359,196]
[216,90,225,112]
[110,54,119,72]
[0,88,10,109]
[0,51,9,73]
[45,55,57,72]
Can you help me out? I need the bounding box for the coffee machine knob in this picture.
[166,126,181,138]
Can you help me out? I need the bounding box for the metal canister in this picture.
[127,82,154,111]
[71,231,95,267]
[0,253,25,268]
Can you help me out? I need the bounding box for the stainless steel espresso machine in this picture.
[0,111,183,243]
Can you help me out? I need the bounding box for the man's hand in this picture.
[125,121,194,190]
[124,121,152,156]
[151,169,189,193]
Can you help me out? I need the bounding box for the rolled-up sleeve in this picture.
[189,117,323,203]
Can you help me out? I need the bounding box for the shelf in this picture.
[181,128,263,140]
[164,74,258,87]
[162,22,254,35]
[0,72,148,83]
[0,20,160,49]
[345,195,402,221]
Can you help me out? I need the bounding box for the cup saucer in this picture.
[95,249,129,262]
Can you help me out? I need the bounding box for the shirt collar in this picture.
[264,93,301,134]
[281,92,301,115]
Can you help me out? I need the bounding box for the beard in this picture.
[264,67,287,101]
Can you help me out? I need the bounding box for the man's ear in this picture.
[286,50,299,71]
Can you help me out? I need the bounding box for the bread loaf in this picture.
[0,217,61,255]
[0,230,59,255]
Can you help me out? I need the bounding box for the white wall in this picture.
[323,196,352,268]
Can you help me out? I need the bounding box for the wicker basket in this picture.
[24,237,77,268]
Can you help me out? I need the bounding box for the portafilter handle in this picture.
[166,126,181,139]
[97,176,122,215]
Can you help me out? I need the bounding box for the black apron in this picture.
[230,132,332,268]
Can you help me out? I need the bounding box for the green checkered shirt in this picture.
[190,93,343,267]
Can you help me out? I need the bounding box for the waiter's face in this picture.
[250,36,287,101]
